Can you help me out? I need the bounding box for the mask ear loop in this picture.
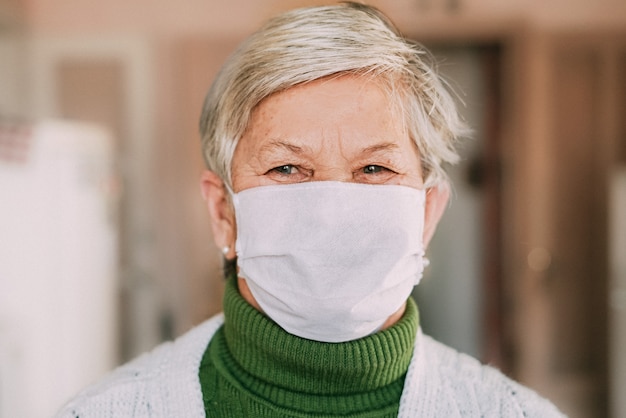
[413,253,429,286]
[413,188,429,285]
[221,179,237,265]
[224,178,236,223]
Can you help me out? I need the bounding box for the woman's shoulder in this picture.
[407,332,566,417]
[54,313,225,418]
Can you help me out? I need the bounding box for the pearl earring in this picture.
[222,246,230,255]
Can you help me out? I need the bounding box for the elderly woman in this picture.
[57,3,564,417]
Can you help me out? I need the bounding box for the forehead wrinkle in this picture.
[258,139,311,156]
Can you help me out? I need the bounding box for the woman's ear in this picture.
[423,182,450,248]
[200,170,237,259]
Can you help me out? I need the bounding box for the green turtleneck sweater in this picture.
[199,278,418,417]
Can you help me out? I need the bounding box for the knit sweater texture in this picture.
[56,286,566,417]
[200,278,416,417]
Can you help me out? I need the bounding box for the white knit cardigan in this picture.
[56,314,565,417]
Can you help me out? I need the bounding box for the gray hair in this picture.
[199,2,468,188]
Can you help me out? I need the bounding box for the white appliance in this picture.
[0,119,118,418]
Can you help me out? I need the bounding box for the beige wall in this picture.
[22,0,626,36]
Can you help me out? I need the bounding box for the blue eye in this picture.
[272,165,297,175]
[265,164,311,182]
[363,165,385,174]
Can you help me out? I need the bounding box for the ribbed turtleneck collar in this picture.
[222,277,418,396]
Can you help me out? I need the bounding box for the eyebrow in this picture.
[358,142,401,158]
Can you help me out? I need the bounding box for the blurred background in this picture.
[0,0,625,417]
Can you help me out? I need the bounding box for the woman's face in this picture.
[202,74,449,319]
[231,75,425,192]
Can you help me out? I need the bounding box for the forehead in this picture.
[243,75,408,147]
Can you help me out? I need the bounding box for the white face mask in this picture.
[232,181,426,343]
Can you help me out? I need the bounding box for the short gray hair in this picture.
[199,2,467,188]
